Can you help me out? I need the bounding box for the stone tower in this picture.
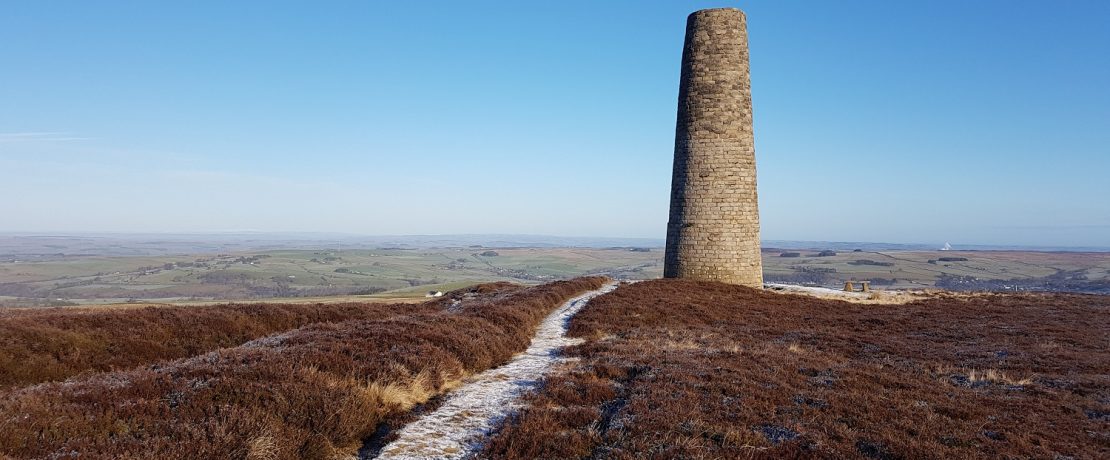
[664,8,763,287]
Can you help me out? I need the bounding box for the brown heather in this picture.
[0,301,430,389]
[482,279,1110,459]
[0,277,607,459]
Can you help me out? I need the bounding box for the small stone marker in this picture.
[844,281,871,293]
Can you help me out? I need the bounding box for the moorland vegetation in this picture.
[483,279,1109,459]
[0,277,607,459]
[0,302,418,389]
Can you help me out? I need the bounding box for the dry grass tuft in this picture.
[970,369,1033,386]
[246,434,280,460]
[366,369,437,411]
[936,365,1034,387]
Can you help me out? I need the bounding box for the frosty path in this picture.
[370,281,619,459]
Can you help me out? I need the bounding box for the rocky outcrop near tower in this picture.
[664,8,763,287]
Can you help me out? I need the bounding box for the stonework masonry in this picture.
[664,8,763,288]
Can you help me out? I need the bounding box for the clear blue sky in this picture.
[2,0,1108,247]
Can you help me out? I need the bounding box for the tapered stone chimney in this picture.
[664,8,763,287]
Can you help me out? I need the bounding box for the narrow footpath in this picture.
[368,281,619,459]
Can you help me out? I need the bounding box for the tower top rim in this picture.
[688,7,745,19]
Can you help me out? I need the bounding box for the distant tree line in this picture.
[848,259,895,267]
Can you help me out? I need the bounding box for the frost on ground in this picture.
[765,283,872,299]
[765,282,931,304]
[370,282,619,460]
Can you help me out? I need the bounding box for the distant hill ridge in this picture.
[0,233,1106,256]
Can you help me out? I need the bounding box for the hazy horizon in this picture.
[3,1,1108,247]
[2,231,1108,253]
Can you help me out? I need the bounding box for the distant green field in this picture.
[762,248,1110,293]
[2,244,1107,306]
[0,247,663,305]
